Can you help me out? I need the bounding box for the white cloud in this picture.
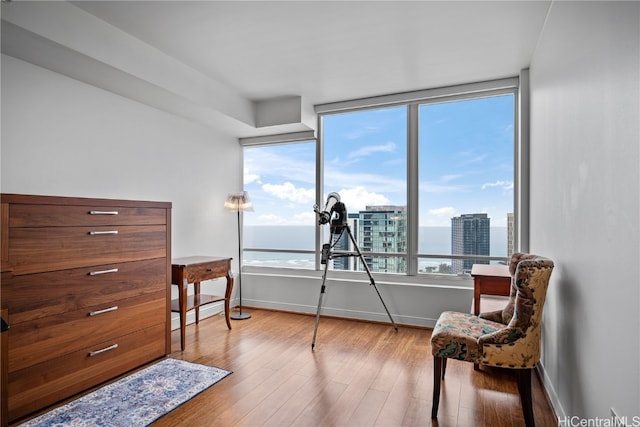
[244,173,260,185]
[428,206,457,217]
[458,151,489,166]
[325,165,405,194]
[346,126,380,140]
[347,141,396,159]
[482,180,513,191]
[334,186,391,212]
[244,148,315,185]
[441,174,463,183]
[468,154,489,164]
[293,211,316,223]
[253,211,316,226]
[262,182,315,204]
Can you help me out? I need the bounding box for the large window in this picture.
[418,94,515,274]
[242,140,316,269]
[322,105,407,273]
[243,78,522,277]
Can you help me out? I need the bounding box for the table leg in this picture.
[194,281,200,325]
[473,278,480,370]
[473,279,481,316]
[179,279,187,351]
[224,272,234,330]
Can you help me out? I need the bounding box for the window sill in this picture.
[242,265,474,290]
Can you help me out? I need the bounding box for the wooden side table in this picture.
[171,256,234,351]
[470,264,511,315]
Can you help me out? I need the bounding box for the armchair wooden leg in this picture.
[432,356,444,419]
[516,368,534,427]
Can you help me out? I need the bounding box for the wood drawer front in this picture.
[8,292,166,372]
[8,204,167,227]
[3,258,167,325]
[7,225,167,275]
[182,260,230,284]
[8,324,166,422]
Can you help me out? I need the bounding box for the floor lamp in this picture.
[224,191,253,320]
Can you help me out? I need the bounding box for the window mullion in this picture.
[315,115,324,270]
[407,104,419,276]
[516,69,529,253]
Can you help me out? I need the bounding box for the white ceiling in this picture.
[3,1,552,138]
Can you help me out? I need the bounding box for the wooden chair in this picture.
[430,253,554,427]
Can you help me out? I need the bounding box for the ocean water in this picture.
[244,226,508,270]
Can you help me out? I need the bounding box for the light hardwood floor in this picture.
[151,308,557,427]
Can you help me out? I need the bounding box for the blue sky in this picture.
[244,94,514,227]
[419,95,514,226]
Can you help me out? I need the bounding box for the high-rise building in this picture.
[331,213,359,270]
[451,213,490,274]
[357,206,407,273]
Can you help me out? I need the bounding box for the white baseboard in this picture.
[537,360,564,424]
[240,297,439,328]
[170,301,226,331]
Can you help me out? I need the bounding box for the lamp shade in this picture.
[224,191,253,212]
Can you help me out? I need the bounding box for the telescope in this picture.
[313,192,347,233]
[311,192,397,349]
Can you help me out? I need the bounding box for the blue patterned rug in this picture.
[18,358,232,427]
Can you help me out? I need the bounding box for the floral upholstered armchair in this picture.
[430,253,554,427]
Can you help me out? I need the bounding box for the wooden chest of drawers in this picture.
[0,194,172,423]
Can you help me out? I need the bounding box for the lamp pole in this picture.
[231,203,251,320]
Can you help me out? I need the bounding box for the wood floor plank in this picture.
[262,372,336,426]
[14,308,558,427]
[291,381,349,427]
[347,389,389,426]
[236,373,310,427]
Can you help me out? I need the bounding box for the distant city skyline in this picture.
[243,223,510,270]
[243,204,511,272]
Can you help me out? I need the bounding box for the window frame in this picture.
[414,91,518,275]
[242,76,529,282]
[240,133,318,270]
[315,77,526,276]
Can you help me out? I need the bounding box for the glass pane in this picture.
[243,141,316,269]
[243,250,315,269]
[322,106,407,273]
[418,94,514,274]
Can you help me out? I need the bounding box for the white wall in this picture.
[0,52,476,335]
[1,54,243,327]
[529,1,639,421]
[243,267,475,328]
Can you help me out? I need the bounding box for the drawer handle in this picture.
[89,210,119,215]
[89,306,118,316]
[89,268,119,276]
[207,268,213,272]
[89,343,118,357]
[88,230,118,235]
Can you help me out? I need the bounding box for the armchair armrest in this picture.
[478,327,524,346]
[478,309,504,323]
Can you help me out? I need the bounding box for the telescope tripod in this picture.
[311,224,398,349]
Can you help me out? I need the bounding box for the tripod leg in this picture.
[371,281,398,331]
[311,282,326,350]
[346,226,398,331]
[312,239,333,350]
